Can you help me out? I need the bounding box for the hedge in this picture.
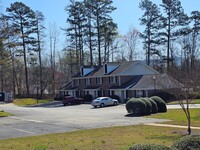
[126,98,146,116]
[140,98,152,115]
[172,135,200,150]
[128,143,172,150]
[150,96,167,113]
[147,98,158,114]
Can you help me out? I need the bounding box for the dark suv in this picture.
[62,96,83,106]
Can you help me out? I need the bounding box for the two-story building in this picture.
[59,61,176,102]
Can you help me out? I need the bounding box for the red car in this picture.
[62,96,83,106]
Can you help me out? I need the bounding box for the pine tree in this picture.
[139,0,162,66]
[85,0,116,66]
[190,11,200,69]
[65,0,86,70]
[161,0,188,71]
[34,10,45,99]
[6,2,37,97]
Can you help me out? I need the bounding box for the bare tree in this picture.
[163,67,200,135]
[123,28,140,61]
[48,23,59,96]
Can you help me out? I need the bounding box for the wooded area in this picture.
[0,0,200,100]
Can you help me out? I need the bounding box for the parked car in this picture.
[91,97,118,108]
[62,96,83,106]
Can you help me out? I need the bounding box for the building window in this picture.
[109,76,117,83]
[136,90,144,98]
[96,77,102,84]
[85,78,91,85]
[74,79,80,85]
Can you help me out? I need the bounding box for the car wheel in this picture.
[63,103,66,106]
[113,102,117,106]
[100,103,104,108]
[94,106,97,108]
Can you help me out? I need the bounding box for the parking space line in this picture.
[8,126,35,134]
[11,116,44,123]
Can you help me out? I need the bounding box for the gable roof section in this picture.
[119,61,159,76]
[129,74,181,90]
[72,61,158,78]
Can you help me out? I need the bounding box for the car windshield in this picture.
[95,98,102,101]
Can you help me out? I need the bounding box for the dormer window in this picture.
[104,63,119,74]
[81,66,95,76]
[104,64,108,74]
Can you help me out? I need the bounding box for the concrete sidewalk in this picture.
[146,123,200,130]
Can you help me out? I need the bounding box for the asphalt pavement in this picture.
[0,102,171,140]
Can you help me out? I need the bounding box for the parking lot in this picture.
[0,102,169,140]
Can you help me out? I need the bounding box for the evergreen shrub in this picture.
[126,98,146,116]
[172,135,200,150]
[128,143,172,150]
[140,98,152,115]
[150,96,167,113]
[148,98,158,114]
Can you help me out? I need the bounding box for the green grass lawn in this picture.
[0,111,12,117]
[13,98,53,106]
[167,99,200,105]
[1,102,200,149]
[147,108,200,127]
[0,125,193,150]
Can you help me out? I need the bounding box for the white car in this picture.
[91,97,118,108]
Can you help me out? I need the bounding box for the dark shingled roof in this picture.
[84,86,101,90]
[109,75,143,89]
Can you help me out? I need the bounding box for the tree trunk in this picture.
[97,16,101,66]
[20,21,29,97]
[167,9,171,72]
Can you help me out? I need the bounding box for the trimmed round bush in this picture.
[140,98,152,115]
[172,135,200,150]
[124,98,130,104]
[126,98,146,116]
[150,96,167,113]
[148,98,158,114]
[128,143,172,150]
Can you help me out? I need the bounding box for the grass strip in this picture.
[167,99,200,105]
[146,108,200,127]
[0,111,12,117]
[13,98,53,106]
[0,125,193,150]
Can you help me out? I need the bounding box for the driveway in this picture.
[0,102,170,140]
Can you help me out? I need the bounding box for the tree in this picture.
[86,0,116,66]
[34,10,45,99]
[65,0,117,67]
[84,0,96,66]
[139,0,162,66]
[65,0,86,70]
[165,67,200,135]
[6,2,37,97]
[48,23,59,96]
[123,28,140,61]
[102,19,118,63]
[161,0,189,71]
[190,11,200,69]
